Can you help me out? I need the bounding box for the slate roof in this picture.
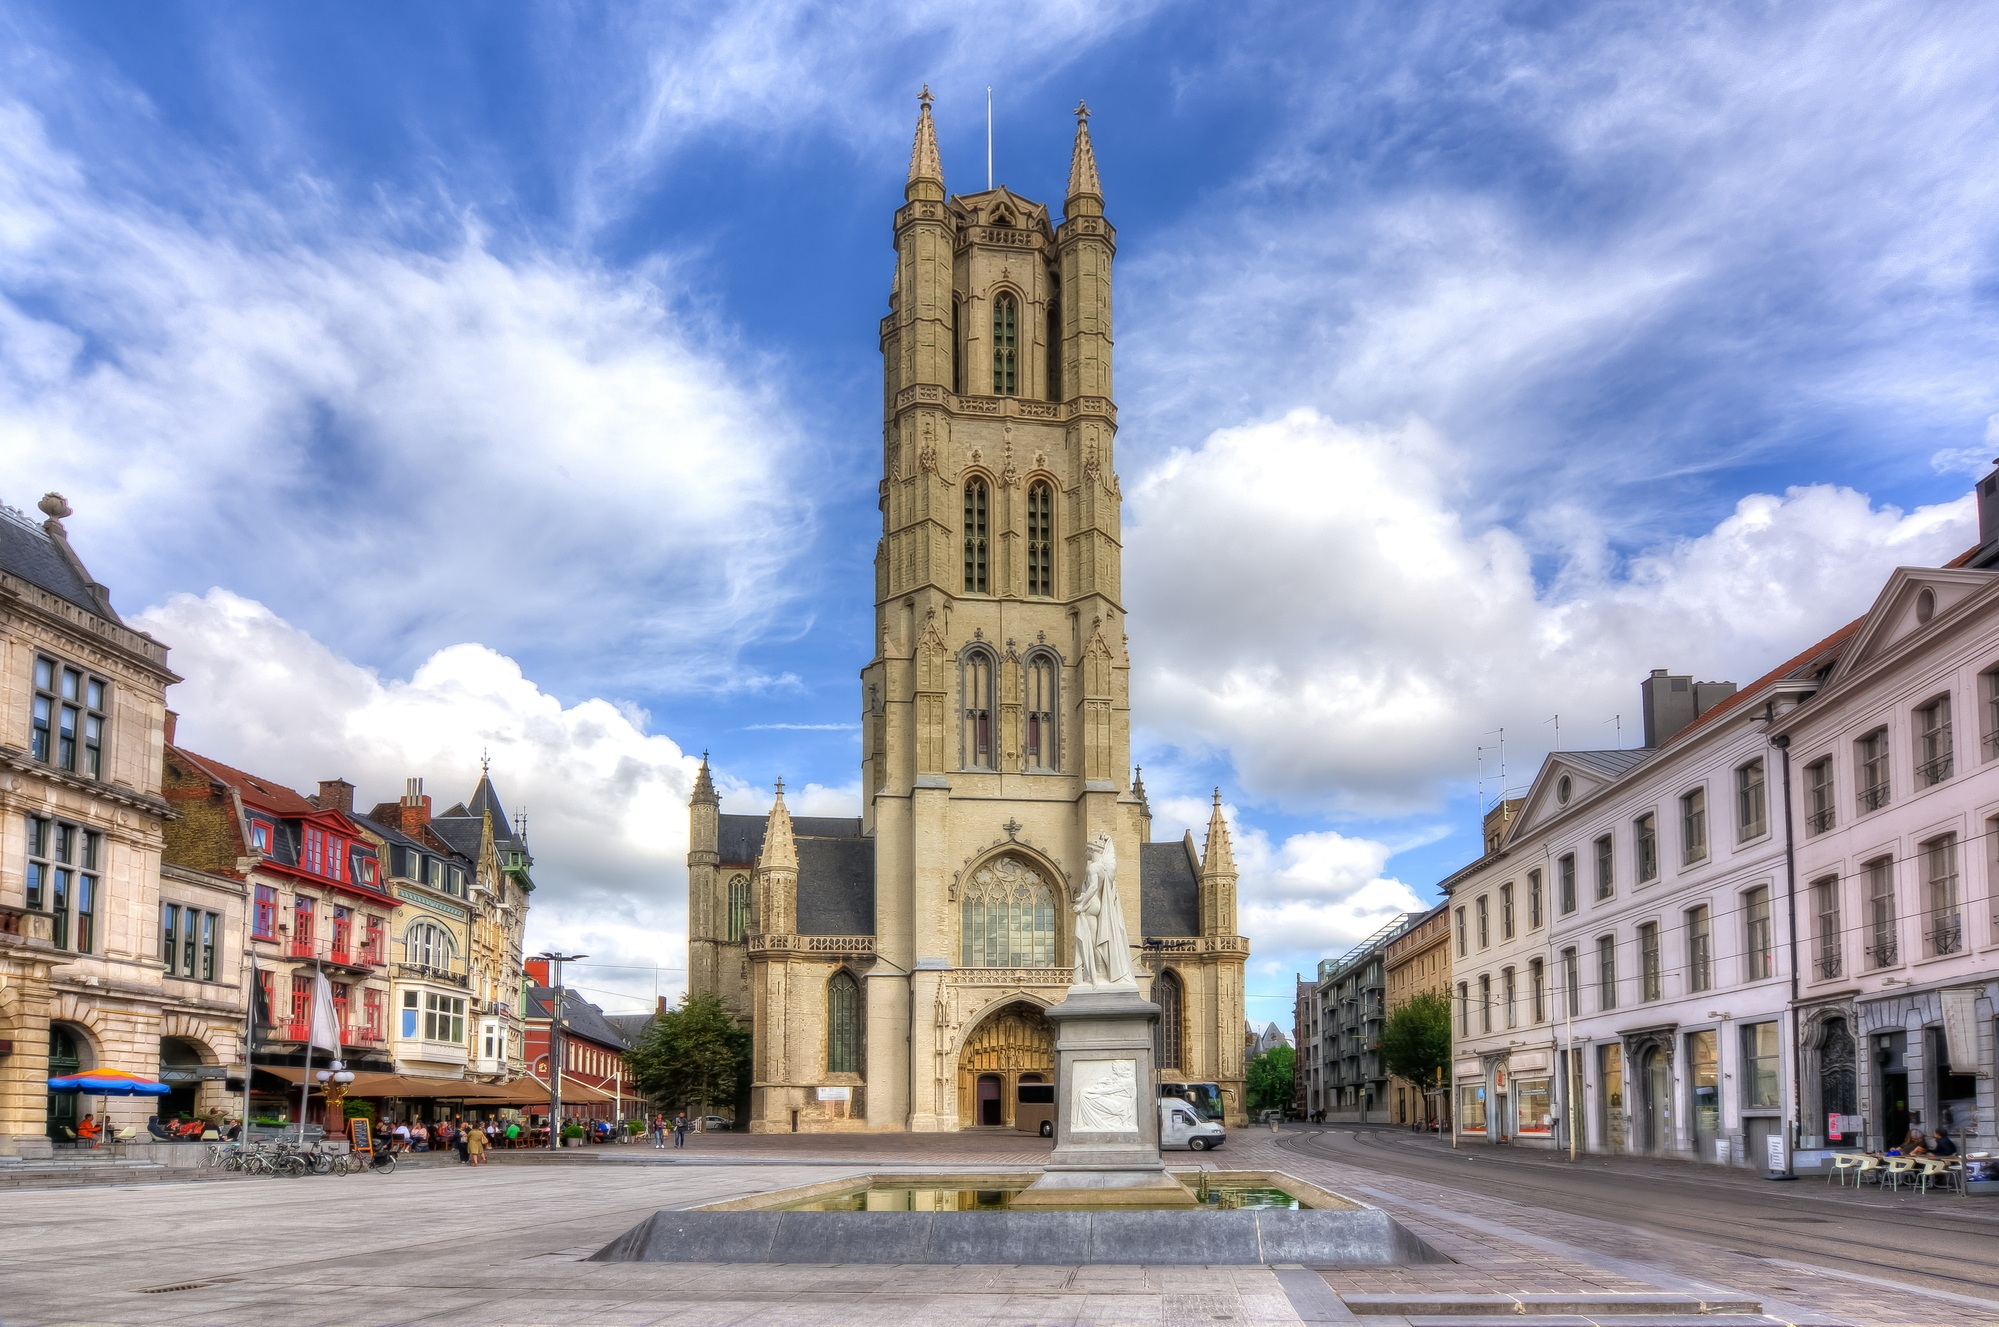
[1555,749,1655,782]
[425,815,484,860]
[0,502,111,618]
[1139,839,1201,937]
[526,986,631,1051]
[603,1013,657,1045]
[717,813,865,864]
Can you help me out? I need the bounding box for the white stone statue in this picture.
[1071,834,1137,990]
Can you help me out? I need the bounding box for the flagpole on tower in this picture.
[986,86,994,189]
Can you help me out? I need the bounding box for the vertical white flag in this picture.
[308,969,340,1054]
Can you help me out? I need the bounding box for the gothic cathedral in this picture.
[687,94,1249,1132]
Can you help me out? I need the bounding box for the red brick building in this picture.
[521,958,641,1126]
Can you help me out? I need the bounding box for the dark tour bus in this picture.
[1015,1081,1056,1136]
[1159,1081,1227,1121]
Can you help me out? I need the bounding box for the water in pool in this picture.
[779,1184,1303,1212]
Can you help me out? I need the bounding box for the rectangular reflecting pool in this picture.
[778,1183,1304,1212]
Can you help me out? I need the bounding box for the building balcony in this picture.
[279,1020,312,1041]
[286,936,317,960]
[346,1027,387,1048]
[392,961,469,988]
[0,905,55,952]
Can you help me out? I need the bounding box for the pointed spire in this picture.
[1131,765,1148,808]
[1201,787,1236,878]
[691,750,717,805]
[758,778,797,873]
[1066,100,1102,206]
[907,85,944,200]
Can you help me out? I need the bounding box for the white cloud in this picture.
[139,589,701,1013]
[1127,409,1975,814]
[0,93,807,691]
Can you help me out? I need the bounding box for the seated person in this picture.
[1930,1128,1959,1157]
[1902,1127,1930,1156]
[75,1113,100,1144]
[146,1114,173,1140]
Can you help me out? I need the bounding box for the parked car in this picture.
[698,1115,731,1132]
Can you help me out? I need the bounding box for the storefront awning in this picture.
[259,1069,556,1102]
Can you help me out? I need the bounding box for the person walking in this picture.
[453,1118,471,1165]
[672,1113,688,1149]
[466,1121,488,1167]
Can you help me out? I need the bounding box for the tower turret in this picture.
[687,752,725,995]
[754,779,798,937]
[1199,788,1238,938]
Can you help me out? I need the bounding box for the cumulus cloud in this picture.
[139,589,702,1013]
[0,93,807,691]
[1128,410,1975,814]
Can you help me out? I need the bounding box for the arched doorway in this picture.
[46,1022,95,1141]
[1818,1017,1857,1143]
[160,1037,210,1122]
[956,1000,1054,1129]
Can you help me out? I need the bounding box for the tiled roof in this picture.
[796,837,875,935]
[717,812,864,864]
[1670,617,1862,745]
[170,747,322,818]
[526,986,630,1051]
[0,502,109,618]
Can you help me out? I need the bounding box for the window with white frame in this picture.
[1594,835,1614,900]
[1457,981,1469,1035]
[1856,728,1890,813]
[1812,876,1841,979]
[1476,895,1489,949]
[1561,947,1580,1017]
[1529,957,1545,1023]
[1597,934,1617,1010]
[1634,812,1658,884]
[1558,854,1577,914]
[1744,886,1774,980]
[1735,758,1767,840]
[1503,966,1517,1028]
[1528,869,1543,928]
[1923,833,1962,956]
[1866,856,1897,967]
[1686,904,1712,993]
[161,903,219,981]
[1981,667,1999,762]
[1639,922,1662,1001]
[1478,973,1492,1033]
[1500,882,1515,939]
[31,656,107,779]
[1915,695,1954,787]
[405,921,454,971]
[1679,787,1707,864]
[1455,906,1467,957]
[1804,757,1834,835]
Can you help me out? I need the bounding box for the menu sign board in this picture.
[349,1118,372,1154]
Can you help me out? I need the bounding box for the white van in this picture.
[1159,1099,1226,1151]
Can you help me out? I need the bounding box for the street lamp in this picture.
[315,1061,357,1141]
[537,953,587,1150]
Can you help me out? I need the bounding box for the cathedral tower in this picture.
[689,93,1247,1133]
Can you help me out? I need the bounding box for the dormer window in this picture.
[250,820,272,853]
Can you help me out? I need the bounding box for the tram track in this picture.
[1278,1127,1999,1302]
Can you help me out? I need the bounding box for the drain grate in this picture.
[138,1279,234,1294]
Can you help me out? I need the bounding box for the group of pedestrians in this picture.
[383,1116,521,1162]
[645,1112,691,1148]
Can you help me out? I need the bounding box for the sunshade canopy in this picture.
[47,1069,171,1096]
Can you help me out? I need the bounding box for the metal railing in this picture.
[1868,940,1899,968]
[1927,915,1964,956]
[1806,807,1835,835]
[1813,952,1842,980]
[1916,754,1954,787]
[1857,784,1889,814]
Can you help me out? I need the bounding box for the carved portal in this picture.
[955,1000,1054,1129]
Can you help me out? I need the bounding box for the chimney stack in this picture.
[163,709,178,746]
[525,957,550,986]
[316,778,355,815]
[396,776,431,835]
[1641,669,1738,747]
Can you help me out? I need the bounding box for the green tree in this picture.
[628,993,751,1119]
[1247,1044,1295,1114]
[1379,990,1451,1095]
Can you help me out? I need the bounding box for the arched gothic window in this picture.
[1024,652,1057,770]
[960,857,1057,967]
[405,921,454,970]
[827,970,863,1073]
[726,874,750,942]
[1026,480,1054,597]
[1154,969,1185,1070]
[963,650,996,769]
[963,476,990,594]
[992,292,1019,396]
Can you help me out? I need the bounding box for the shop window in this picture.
[1742,1021,1780,1109]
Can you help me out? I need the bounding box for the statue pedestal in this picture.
[1015,987,1196,1208]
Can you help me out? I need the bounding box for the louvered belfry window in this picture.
[992,293,1019,396]
[963,477,990,593]
[1026,480,1054,596]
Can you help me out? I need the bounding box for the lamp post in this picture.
[538,952,587,1150]
[315,1062,357,1142]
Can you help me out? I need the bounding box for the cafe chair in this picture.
[1881,1156,1917,1191]
[1828,1153,1865,1187]
[1850,1154,1883,1187]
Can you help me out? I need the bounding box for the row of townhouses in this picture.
[1300,465,1999,1170]
[0,492,556,1157]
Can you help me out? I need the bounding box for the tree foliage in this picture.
[628,993,751,1114]
[1379,991,1452,1091]
[1247,1044,1295,1114]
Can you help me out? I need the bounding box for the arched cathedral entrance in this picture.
[956,1001,1054,1129]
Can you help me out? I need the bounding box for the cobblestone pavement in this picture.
[0,1128,1990,1325]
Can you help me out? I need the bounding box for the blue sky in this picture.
[4,1,1995,1022]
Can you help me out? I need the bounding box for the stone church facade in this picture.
[688,94,1249,1133]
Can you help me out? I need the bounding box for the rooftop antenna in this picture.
[1476,727,1504,810]
[1602,714,1622,750]
[1545,713,1561,752]
[986,87,994,190]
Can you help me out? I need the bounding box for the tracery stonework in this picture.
[685,94,1248,1133]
